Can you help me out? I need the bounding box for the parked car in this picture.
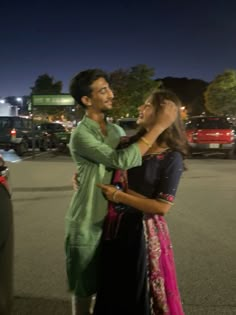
[0,155,13,314]
[116,118,138,136]
[185,116,235,158]
[0,116,49,156]
[36,122,71,151]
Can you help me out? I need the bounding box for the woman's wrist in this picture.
[112,189,120,203]
[142,125,165,147]
[151,124,165,134]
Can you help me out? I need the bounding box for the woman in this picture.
[95,89,189,315]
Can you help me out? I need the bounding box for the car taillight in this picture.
[10,129,16,138]
[229,130,235,141]
[192,132,198,141]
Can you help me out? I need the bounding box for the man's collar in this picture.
[82,115,110,129]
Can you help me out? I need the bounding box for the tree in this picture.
[127,65,162,115]
[31,74,62,95]
[110,64,161,119]
[109,68,130,119]
[159,77,209,116]
[30,74,64,119]
[204,70,236,115]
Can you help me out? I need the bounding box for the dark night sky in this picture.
[1,0,236,97]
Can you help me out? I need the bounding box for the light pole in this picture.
[16,97,23,115]
[16,97,23,106]
[0,99,5,115]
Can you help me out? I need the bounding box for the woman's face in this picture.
[136,97,157,129]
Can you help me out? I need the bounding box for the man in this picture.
[0,156,14,315]
[66,69,177,315]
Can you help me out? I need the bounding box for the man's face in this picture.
[88,77,114,113]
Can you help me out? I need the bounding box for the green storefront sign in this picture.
[31,95,75,106]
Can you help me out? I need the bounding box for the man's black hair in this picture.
[69,69,109,108]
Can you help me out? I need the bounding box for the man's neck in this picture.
[86,111,108,135]
[86,110,106,123]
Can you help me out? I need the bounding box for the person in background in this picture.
[0,156,14,315]
[65,69,178,315]
[95,89,188,315]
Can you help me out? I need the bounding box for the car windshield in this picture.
[44,124,55,130]
[0,117,12,129]
[118,120,137,130]
[186,118,231,129]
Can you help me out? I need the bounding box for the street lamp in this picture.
[16,97,23,106]
[0,99,5,104]
[16,97,23,114]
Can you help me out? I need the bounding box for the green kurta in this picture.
[65,116,142,297]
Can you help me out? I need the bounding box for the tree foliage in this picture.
[204,70,236,115]
[28,66,213,120]
[31,74,62,95]
[110,64,161,119]
[160,77,208,115]
[30,74,64,118]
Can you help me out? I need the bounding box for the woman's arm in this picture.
[97,184,171,215]
[70,100,177,170]
[126,189,148,199]
[97,152,184,215]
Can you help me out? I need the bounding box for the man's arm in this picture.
[70,129,142,170]
[70,101,177,170]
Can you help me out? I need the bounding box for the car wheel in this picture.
[39,139,48,152]
[50,135,58,149]
[15,140,28,156]
[224,149,234,159]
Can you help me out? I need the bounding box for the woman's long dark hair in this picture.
[129,89,190,159]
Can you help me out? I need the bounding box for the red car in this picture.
[0,155,13,314]
[185,116,235,158]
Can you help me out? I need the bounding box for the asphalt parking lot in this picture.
[1,149,236,315]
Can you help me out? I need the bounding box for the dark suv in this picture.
[185,116,235,158]
[116,118,138,136]
[0,116,48,156]
[36,122,71,149]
